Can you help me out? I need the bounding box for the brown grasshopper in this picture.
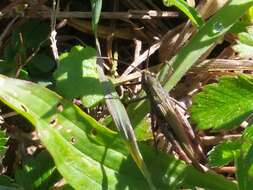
[141,71,206,172]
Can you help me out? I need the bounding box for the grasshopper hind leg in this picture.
[150,111,173,153]
[150,108,193,162]
[150,111,159,151]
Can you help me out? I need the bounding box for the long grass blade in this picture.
[159,0,253,92]
[89,1,156,189]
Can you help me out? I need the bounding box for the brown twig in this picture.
[214,166,236,174]
[121,41,161,76]
[68,19,149,41]
[50,0,60,63]
[25,10,179,19]
[200,134,241,146]
[0,15,19,48]
[193,59,253,71]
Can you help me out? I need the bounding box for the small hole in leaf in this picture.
[57,103,64,112]
[21,104,28,112]
[91,128,97,136]
[70,137,76,144]
[50,117,57,126]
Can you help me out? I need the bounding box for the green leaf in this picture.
[208,140,241,167]
[15,151,61,190]
[28,54,55,78]
[230,20,248,34]
[54,45,104,108]
[0,75,236,190]
[0,129,8,164]
[128,100,153,141]
[163,0,204,27]
[134,120,153,141]
[140,144,237,190]
[191,75,253,130]
[101,99,153,142]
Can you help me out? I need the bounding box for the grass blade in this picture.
[163,0,204,27]
[96,43,156,189]
[159,0,253,92]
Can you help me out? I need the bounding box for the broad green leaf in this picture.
[134,120,153,141]
[0,74,144,190]
[159,0,253,92]
[54,45,104,108]
[191,75,253,130]
[0,75,236,190]
[129,100,152,141]
[103,100,153,142]
[15,151,61,190]
[208,126,253,168]
[0,129,8,163]
[28,54,55,78]
[208,140,241,167]
[163,0,204,27]
[126,98,153,141]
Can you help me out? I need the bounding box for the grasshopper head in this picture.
[141,71,159,92]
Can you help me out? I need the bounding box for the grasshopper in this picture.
[141,71,206,172]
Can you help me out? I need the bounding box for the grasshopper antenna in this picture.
[145,42,152,72]
[96,56,144,74]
